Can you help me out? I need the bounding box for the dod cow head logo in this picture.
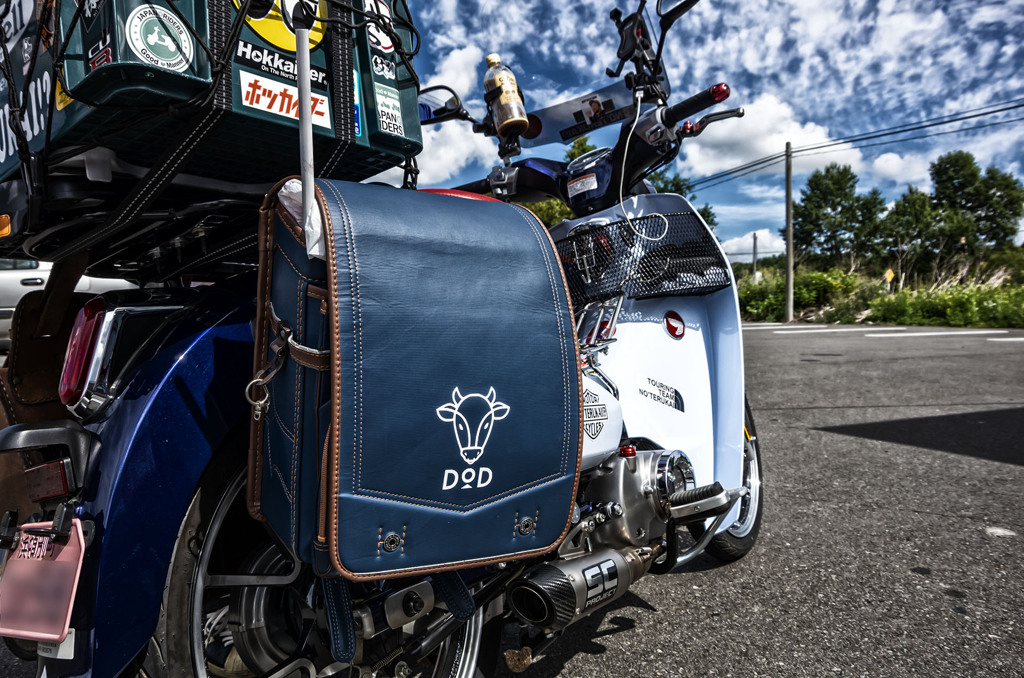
[435,387,510,465]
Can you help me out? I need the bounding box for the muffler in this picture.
[507,546,661,633]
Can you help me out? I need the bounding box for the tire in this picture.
[135,438,498,678]
[689,398,763,563]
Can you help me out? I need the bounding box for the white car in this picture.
[0,259,135,351]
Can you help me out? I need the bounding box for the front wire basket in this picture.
[555,212,731,308]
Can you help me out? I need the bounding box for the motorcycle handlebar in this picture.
[662,83,730,128]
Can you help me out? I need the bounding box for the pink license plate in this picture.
[0,518,85,642]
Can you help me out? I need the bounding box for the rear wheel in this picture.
[137,444,498,678]
[689,398,763,562]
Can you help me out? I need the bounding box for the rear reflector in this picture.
[24,459,72,502]
[59,297,106,406]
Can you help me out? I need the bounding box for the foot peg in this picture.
[668,482,743,524]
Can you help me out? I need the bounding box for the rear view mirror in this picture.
[418,85,471,125]
[657,0,700,32]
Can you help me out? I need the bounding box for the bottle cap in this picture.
[486,53,502,68]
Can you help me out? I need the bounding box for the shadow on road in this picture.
[816,406,1024,466]
[497,591,656,677]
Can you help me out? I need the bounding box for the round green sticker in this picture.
[126,5,195,73]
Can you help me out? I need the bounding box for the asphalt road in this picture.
[3,324,1022,677]
[494,324,1024,678]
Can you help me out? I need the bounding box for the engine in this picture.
[506,444,696,632]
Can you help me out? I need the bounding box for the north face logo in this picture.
[435,387,510,466]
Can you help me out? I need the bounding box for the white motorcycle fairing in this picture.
[554,192,746,534]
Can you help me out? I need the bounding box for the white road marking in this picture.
[987,337,1024,342]
[773,327,906,334]
[865,330,1009,338]
[985,526,1017,538]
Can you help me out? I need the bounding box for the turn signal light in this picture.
[0,214,10,238]
[59,297,106,406]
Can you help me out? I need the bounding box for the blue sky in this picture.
[396,0,1024,258]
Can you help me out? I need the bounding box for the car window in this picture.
[0,259,38,270]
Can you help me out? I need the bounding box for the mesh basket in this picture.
[555,212,731,307]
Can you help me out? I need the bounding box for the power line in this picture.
[791,100,1024,154]
[687,93,1024,191]
[794,95,1024,152]
[793,114,1024,159]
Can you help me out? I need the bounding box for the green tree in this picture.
[647,169,718,227]
[930,151,1024,249]
[879,186,934,289]
[786,163,878,270]
[926,151,1024,283]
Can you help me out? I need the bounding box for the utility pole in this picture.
[784,141,794,322]
[751,232,758,279]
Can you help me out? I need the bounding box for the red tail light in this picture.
[59,297,106,406]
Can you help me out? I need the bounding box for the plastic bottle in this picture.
[483,53,528,137]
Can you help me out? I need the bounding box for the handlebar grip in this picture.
[663,83,730,128]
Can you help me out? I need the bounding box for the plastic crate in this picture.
[0,0,422,266]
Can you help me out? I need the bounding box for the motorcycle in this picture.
[0,0,761,676]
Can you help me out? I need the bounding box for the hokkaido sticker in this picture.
[126,5,194,73]
[239,70,332,129]
[373,82,404,136]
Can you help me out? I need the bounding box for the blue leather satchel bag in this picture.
[249,180,582,580]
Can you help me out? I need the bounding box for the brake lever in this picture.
[678,107,745,138]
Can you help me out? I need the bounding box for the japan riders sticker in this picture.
[373,82,405,136]
[126,5,195,73]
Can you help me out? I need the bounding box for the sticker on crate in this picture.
[373,82,404,136]
[126,5,195,74]
[235,40,329,92]
[239,70,332,129]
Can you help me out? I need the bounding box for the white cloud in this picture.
[423,45,485,100]
[364,120,498,188]
[676,93,864,179]
[739,183,785,200]
[870,152,931,189]
[720,228,786,263]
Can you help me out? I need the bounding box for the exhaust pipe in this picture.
[507,546,661,633]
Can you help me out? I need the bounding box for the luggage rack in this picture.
[0,0,422,283]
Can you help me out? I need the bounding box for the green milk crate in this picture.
[0,0,422,253]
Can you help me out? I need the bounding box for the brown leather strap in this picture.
[35,252,88,339]
[268,312,331,371]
